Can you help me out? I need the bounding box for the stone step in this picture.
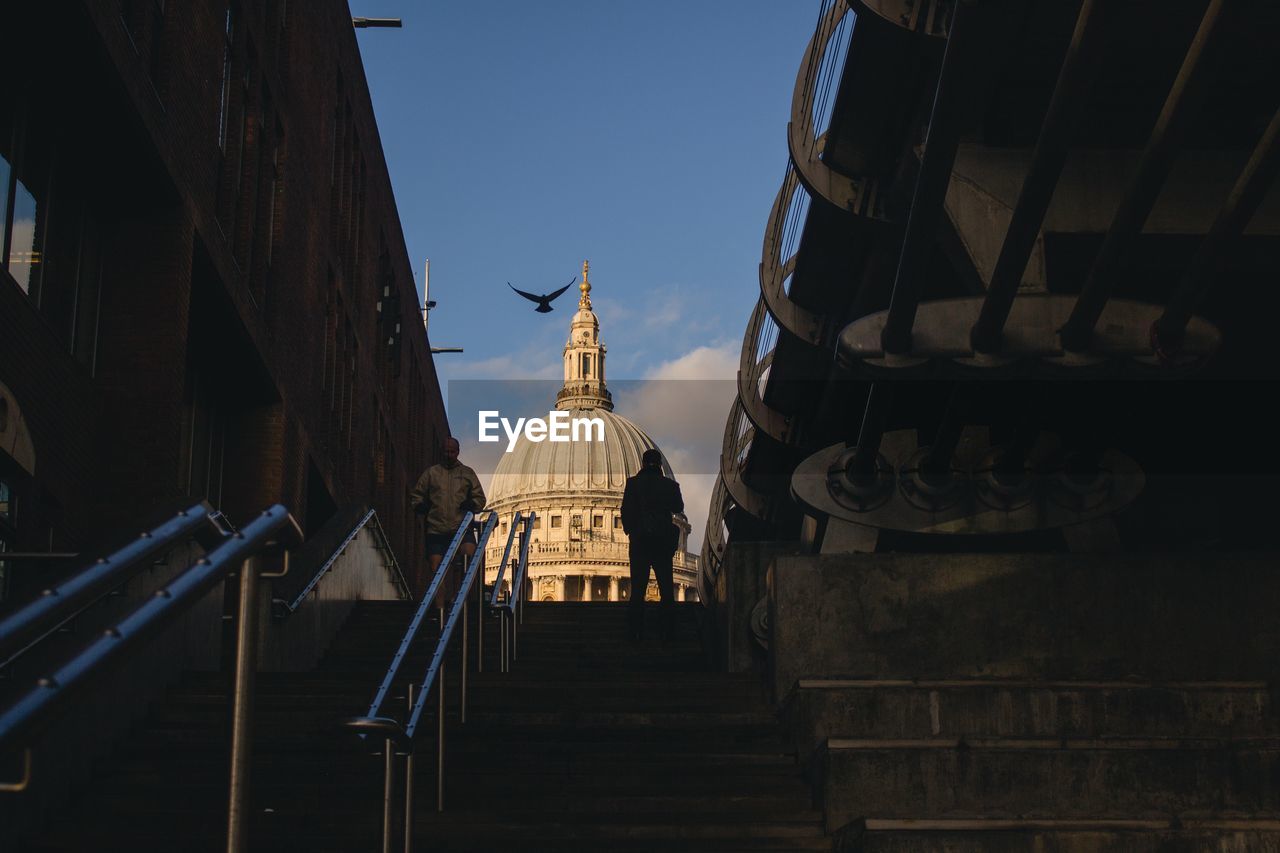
[788,679,1279,758]
[823,737,1280,831]
[841,819,1280,852]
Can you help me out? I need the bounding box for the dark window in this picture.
[1,105,51,298]
[550,515,562,529]
[593,515,603,528]
[613,517,621,529]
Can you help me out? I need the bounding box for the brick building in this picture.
[0,0,446,588]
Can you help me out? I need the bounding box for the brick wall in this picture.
[0,1,445,583]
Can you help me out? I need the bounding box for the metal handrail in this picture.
[486,514,534,675]
[403,511,498,741]
[347,510,534,853]
[0,504,302,853]
[487,511,523,609]
[359,512,474,725]
[276,508,410,617]
[0,501,223,668]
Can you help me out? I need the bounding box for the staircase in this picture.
[19,601,827,852]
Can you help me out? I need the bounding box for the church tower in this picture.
[556,260,613,411]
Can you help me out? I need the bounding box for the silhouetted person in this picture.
[409,436,486,605]
[620,448,683,641]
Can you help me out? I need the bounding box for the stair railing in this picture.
[0,504,302,853]
[273,507,411,619]
[488,512,535,673]
[348,510,535,853]
[0,501,224,670]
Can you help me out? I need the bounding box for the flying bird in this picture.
[508,278,575,313]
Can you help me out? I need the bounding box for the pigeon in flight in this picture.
[508,278,576,313]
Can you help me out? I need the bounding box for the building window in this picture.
[501,521,508,535]
[550,515,562,529]
[613,517,621,529]
[592,514,603,528]
[1,108,51,297]
[532,516,541,530]
[571,514,582,528]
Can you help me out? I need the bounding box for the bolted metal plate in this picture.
[837,295,1221,375]
[792,429,1145,535]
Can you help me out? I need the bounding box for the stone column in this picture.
[608,576,619,601]
[581,573,592,602]
[677,584,686,602]
[554,575,566,601]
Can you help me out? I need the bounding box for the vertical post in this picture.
[225,557,261,853]
[436,660,445,812]
[381,739,394,853]
[500,612,508,674]
[476,558,484,674]
[404,685,415,853]
[460,597,468,724]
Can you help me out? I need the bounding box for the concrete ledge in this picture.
[822,736,1280,831]
[770,552,1280,700]
[785,679,1277,763]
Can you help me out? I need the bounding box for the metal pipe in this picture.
[1060,0,1229,351]
[460,598,468,724]
[360,514,472,723]
[404,685,415,853]
[436,660,445,812]
[0,506,298,766]
[1155,104,1280,348]
[381,738,394,853]
[225,557,262,853]
[881,0,999,354]
[0,502,215,663]
[970,0,1108,353]
[476,559,484,674]
[846,384,893,480]
[500,612,508,674]
[920,387,968,482]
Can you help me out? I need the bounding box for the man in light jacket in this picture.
[409,436,486,604]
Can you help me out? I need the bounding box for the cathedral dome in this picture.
[488,407,673,505]
[481,259,698,604]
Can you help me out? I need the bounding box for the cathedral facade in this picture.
[483,262,698,602]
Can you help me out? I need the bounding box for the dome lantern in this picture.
[558,258,612,411]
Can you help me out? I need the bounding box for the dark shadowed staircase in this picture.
[19,601,827,852]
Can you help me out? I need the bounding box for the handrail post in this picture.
[226,556,262,853]
[476,549,484,674]
[460,599,468,724]
[381,738,395,853]
[436,660,445,812]
[403,684,415,853]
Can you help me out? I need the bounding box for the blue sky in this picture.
[351,1,819,544]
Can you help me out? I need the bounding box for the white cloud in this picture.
[641,342,738,381]
[613,341,740,552]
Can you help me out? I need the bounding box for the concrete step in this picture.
[788,679,1278,758]
[823,737,1280,831]
[839,819,1280,852]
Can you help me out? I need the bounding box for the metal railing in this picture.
[346,509,534,853]
[273,507,410,618]
[0,503,302,853]
[0,501,223,671]
[488,512,535,674]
